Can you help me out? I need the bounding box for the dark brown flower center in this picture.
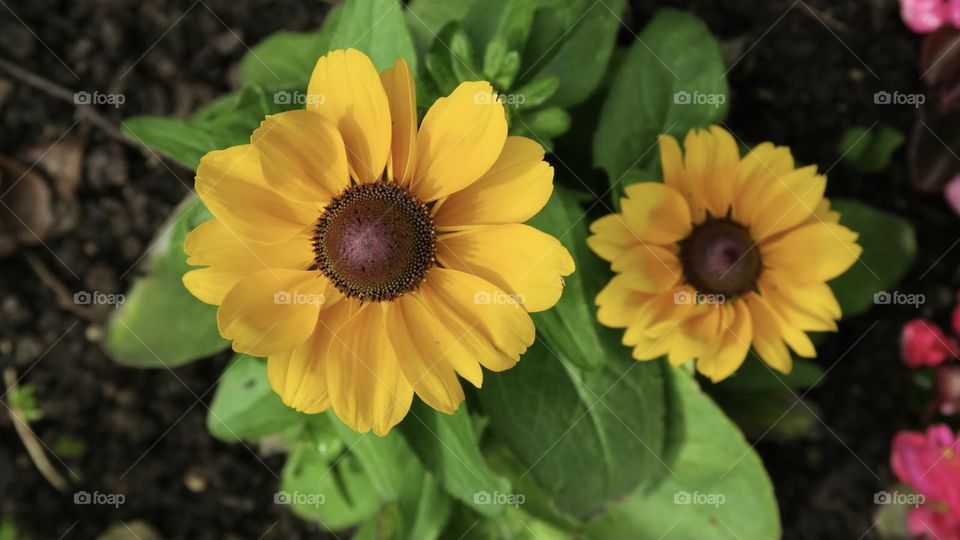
[313,183,436,302]
[679,219,761,298]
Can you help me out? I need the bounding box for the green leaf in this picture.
[239,5,343,89]
[281,432,382,531]
[442,504,573,540]
[828,199,917,317]
[399,400,511,516]
[105,195,228,367]
[527,188,606,370]
[330,0,417,73]
[123,84,295,170]
[406,0,480,53]
[584,371,781,540]
[478,338,676,521]
[463,0,538,59]
[206,354,306,442]
[593,9,728,188]
[838,125,905,174]
[519,0,626,108]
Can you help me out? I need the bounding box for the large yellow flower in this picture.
[587,126,861,381]
[183,49,574,435]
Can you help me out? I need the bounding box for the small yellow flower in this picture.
[587,126,861,381]
[184,49,574,435]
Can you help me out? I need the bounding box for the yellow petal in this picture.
[748,166,825,241]
[732,142,795,225]
[412,81,507,201]
[434,136,553,228]
[667,304,723,366]
[619,182,693,244]
[698,126,740,218]
[325,302,414,436]
[425,268,535,371]
[307,49,391,183]
[436,224,574,313]
[760,222,862,283]
[610,243,682,293]
[758,268,841,332]
[587,213,641,262]
[386,294,467,413]
[267,301,354,414]
[380,58,417,187]
[217,270,331,357]
[183,219,313,304]
[659,134,686,195]
[251,109,350,201]
[744,292,793,374]
[195,145,318,243]
[419,280,501,378]
[697,300,752,382]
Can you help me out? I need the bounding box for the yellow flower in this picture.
[587,126,861,382]
[183,49,574,435]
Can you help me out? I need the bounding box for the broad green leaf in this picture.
[105,195,227,367]
[519,0,625,108]
[478,338,676,521]
[281,434,382,531]
[527,188,605,369]
[406,0,480,53]
[330,414,417,501]
[399,400,510,516]
[828,199,917,317]
[585,372,781,540]
[441,502,572,540]
[593,9,728,188]
[239,5,343,89]
[838,125,905,174]
[330,0,417,73]
[206,354,305,442]
[352,475,454,540]
[123,84,295,170]
[463,0,538,59]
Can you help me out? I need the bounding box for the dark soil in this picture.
[0,0,952,539]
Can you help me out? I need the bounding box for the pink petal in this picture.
[953,293,960,335]
[902,0,950,33]
[951,0,960,27]
[946,175,960,216]
[902,319,953,368]
[908,506,960,540]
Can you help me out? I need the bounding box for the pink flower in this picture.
[902,319,958,368]
[901,0,960,33]
[892,425,960,539]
